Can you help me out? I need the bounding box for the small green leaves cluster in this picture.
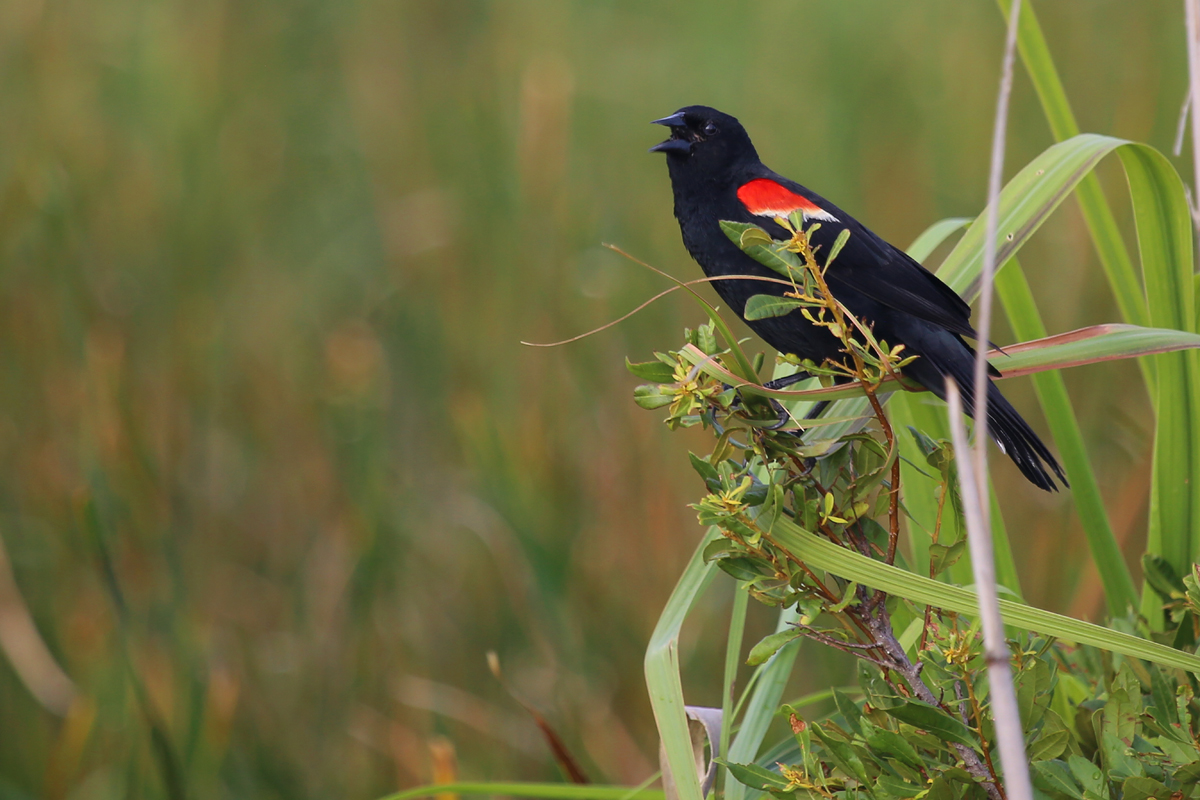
[719,217,916,387]
[722,645,1200,800]
[690,428,895,616]
[626,318,848,454]
[628,323,737,429]
[1142,557,1200,651]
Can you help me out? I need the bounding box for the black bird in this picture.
[651,105,1066,491]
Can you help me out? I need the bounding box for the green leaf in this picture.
[929,541,967,576]
[626,358,677,383]
[633,384,674,410]
[833,689,864,735]
[1027,722,1071,762]
[828,581,858,613]
[1102,664,1139,745]
[737,225,774,248]
[826,228,852,267]
[1142,554,1185,600]
[700,537,738,563]
[1122,777,1174,800]
[859,662,904,711]
[688,453,721,491]
[719,221,805,280]
[875,775,925,799]
[1015,655,1052,728]
[713,760,788,792]
[1174,761,1200,785]
[1154,736,1199,765]
[1067,754,1107,798]
[743,294,807,321]
[937,134,1126,298]
[1148,666,1180,730]
[715,557,771,582]
[882,701,978,749]
[746,629,802,667]
[924,776,956,800]
[1100,731,1143,781]
[1032,760,1085,800]
[992,324,1200,380]
[861,723,923,770]
[810,724,871,786]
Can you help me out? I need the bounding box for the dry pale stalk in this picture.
[958,0,1035,798]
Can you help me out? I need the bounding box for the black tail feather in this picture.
[906,339,1068,492]
[979,381,1068,491]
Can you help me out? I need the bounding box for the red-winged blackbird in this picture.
[651,105,1066,491]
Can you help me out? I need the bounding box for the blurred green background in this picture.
[0,1,1189,797]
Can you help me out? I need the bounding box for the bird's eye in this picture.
[703,122,718,136]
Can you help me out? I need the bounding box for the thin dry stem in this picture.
[955,2,1036,799]
[947,379,1029,800]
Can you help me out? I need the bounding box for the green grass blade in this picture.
[724,607,801,800]
[936,134,1125,297]
[679,326,1200,404]
[907,218,972,263]
[1002,0,1149,337]
[987,486,1021,600]
[378,784,667,800]
[889,393,944,575]
[989,325,1200,377]
[766,516,1200,674]
[1002,0,1078,141]
[1115,145,1200,626]
[719,584,749,793]
[994,260,1139,615]
[645,528,721,800]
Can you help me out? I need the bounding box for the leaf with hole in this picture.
[1032,760,1085,800]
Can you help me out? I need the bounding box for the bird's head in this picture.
[649,105,758,176]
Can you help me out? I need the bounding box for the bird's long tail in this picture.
[906,340,1068,492]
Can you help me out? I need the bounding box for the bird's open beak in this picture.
[649,112,692,154]
[651,112,687,128]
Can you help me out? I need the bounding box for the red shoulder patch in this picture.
[736,179,837,222]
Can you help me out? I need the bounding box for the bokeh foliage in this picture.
[0,1,1192,798]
